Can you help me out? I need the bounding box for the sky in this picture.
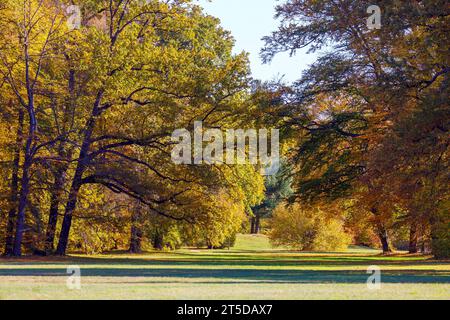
[196,0,318,83]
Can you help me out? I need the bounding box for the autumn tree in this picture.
[262,0,449,256]
[53,0,255,256]
[0,0,68,256]
[0,0,263,256]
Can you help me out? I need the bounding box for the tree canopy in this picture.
[0,0,448,259]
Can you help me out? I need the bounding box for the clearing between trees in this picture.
[1,235,449,300]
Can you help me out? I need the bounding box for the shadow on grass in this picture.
[0,253,447,268]
[0,267,449,284]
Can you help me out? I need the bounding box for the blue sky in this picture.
[196,0,317,83]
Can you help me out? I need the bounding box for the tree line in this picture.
[0,0,448,258]
[0,0,265,256]
[260,0,449,257]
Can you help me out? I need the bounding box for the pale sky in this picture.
[196,0,317,83]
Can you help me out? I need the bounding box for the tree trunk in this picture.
[4,108,24,256]
[370,206,392,254]
[55,93,103,256]
[130,226,143,253]
[250,217,256,234]
[13,34,40,257]
[250,215,262,234]
[45,68,75,254]
[129,207,143,253]
[55,169,83,256]
[13,150,32,256]
[255,215,261,234]
[13,108,36,256]
[420,232,426,253]
[377,225,392,254]
[409,222,418,254]
[26,201,46,255]
[44,163,67,254]
[152,232,164,251]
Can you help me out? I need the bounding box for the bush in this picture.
[431,218,450,259]
[146,217,183,251]
[218,232,237,249]
[269,203,352,252]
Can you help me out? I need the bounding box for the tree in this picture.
[0,0,68,256]
[250,160,292,234]
[0,0,262,256]
[262,0,449,256]
[54,0,253,255]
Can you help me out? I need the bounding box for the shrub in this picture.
[269,203,352,252]
[218,232,238,249]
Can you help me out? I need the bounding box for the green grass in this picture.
[233,234,276,251]
[0,234,449,300]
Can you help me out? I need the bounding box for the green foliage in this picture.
[252,160,293,217]
[143,212,183,251]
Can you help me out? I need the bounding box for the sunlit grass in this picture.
[0,235,449,300]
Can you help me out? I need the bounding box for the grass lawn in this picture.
[0,234,449,300]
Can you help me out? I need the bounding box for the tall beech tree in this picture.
[54,0,253,255]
